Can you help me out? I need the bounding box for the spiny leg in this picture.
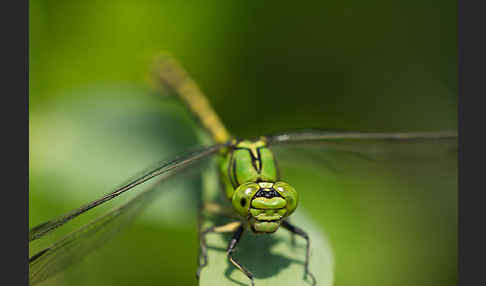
[282,220,316,286]
[226,225,255,286]
[152,54,231,143]
[197,202,240,277]
[197,221,242,279]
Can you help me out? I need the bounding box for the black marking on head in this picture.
[254,188,283,199]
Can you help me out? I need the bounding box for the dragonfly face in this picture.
[220,139,299,233]
[233,181,298,233]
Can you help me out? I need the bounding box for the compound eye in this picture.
[232,182,259,217]
[274,181,298,215]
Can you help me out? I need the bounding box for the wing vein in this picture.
[29,143,224,242]
[266,131,457,145]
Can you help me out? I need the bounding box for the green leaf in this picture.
[198,160,334,286]
[199,212,334,286]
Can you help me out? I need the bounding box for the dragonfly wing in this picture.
[29,144,223,285]
[266,130,457,285]
[266,130,457,174]
[29,144,223,242]
[30,180,156,285]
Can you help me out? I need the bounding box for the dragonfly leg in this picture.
[197,221,242,279]
[285,217,297,246]
[226,225,255,286]
[282,220,316,286]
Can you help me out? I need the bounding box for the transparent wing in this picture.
[29,144,222,285]
[30,178,158,285]
[266,130,457,284]
[266,130,457,178]
[29,144,223,242]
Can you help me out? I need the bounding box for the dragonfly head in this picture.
[232,181,298,233]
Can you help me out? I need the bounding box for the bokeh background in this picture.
[29,1,457,286]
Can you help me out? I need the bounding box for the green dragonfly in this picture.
[29,55,457,286]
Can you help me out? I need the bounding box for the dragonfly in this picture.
[29,54,457,286]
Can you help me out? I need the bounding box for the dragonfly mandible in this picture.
[29,54,457,286]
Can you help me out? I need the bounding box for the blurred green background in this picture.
[29,1,457,286]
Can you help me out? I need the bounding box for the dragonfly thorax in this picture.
[219,139,279,198]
